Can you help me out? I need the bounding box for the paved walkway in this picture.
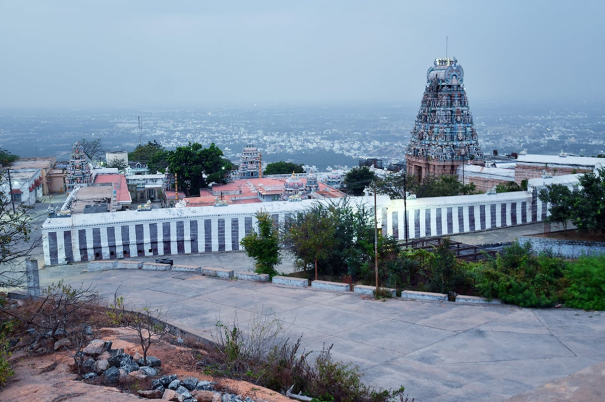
[38,267,605,402]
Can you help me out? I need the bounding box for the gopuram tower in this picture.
[405,57,483,180]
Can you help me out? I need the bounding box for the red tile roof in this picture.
[93,174,131,204]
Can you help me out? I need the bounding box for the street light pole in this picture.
[373,183,379,299]
[403,171,408,247]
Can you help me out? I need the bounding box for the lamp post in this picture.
[403,171,409,247]
[373,182,379,299]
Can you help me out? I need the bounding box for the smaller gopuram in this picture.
[65,141,92,192]
[238,146,261,179]
[405,57,484,181]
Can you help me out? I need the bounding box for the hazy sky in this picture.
[1,0,604,108]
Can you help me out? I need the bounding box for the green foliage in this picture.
[539,183,573,230]
[240,211,281,276]
[283,203,337,280]
[343,166,377,196]
[210,314,407,402]
[283,199,380,281]
[264,161,304,176]
[382,173,479,198]
[166,142,232,196]
[540,168,605,233]
[427,238,468,297]
[474,241,568,307]
[564,255,605,310]
[0,320,14,389]
[129,140,164,163]
[0,149,18,165]
[495,181,522,193]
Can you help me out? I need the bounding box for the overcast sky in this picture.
[1,0,604,109]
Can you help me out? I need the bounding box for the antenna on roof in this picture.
[138,116,143,146]
[446,36,448,58]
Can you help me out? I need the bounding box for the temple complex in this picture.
[406,57,484,180]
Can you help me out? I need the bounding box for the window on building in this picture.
[12,193,22,203]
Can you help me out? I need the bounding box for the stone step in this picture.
[401,290,447,301]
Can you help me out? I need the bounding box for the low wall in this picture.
[520,236,605,259]
[202,267,234,279]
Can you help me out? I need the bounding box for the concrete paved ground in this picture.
[37,267,605,402]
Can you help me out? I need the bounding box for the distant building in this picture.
[10,157,56,195]
[106,151,128,168]
[238,146,261,179]
[66,142,92,193]
[1,168,43,206]
[406,57,484,180]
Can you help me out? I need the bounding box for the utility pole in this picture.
[373,183,379,299]
[7,168,15,213]
[174,173,179,201]
[403,172,408,246]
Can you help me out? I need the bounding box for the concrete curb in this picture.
[235,272,270,282]
[172,265,201,274]
[142,263,171,271]
[354,285,396,297]
[401,290,447,301]
[312,280,350,292]
[202,267,234,279]
[115,261,142,270]
[272,276,308,287]
[456,295,502,304]
[87,261,115,271]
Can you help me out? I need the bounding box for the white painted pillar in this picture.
[100,226,110,259]
[86,228,94,261]
[462,206,470,233]
[453,207,460,234]
[225,216,233,251]
[42,231,51,266]
[170,220,178,255]
[115,225,123,258]
[184,220,191,254]
[129,224,137,258]
[430,208,437,236]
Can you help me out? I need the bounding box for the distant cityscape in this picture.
[1,101,604,170]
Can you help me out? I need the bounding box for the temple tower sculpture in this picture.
[66,141,92,193]
[405,57,483,180]
[238,146,261,179]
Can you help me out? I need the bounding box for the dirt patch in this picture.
[3,327,293,402]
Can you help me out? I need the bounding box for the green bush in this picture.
[564,255,605,310]
[240,211,281,277]
[0,320,14,389]
[474,241,568,307]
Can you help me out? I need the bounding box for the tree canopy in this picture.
[0,170,42,288]
[0,149,18,166]
[376,172,478,199]
[240,211,281,276]
[343,166,377,196]
[166,142,233,196]
[80,138,104,162]
[106,158,128,171]
[264,161,304,176]
[129,140,164,164]
[539,168,605,233]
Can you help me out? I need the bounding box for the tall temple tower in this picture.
[405,57,484,180]
[66,141,92,193]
